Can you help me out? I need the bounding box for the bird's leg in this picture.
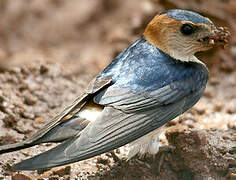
[149,134,160,158]
[110,150,122,163]
[157,145,175,173]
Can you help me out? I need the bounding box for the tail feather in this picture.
[0,116,88,154]
[13,137,77,171]
[0,141,35,154]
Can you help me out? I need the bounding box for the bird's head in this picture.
[144,9,230,62]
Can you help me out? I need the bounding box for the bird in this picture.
[0,9,230,171]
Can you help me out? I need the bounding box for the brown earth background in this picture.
[0,0,235,179]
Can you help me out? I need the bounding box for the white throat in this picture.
[169,51,205,65]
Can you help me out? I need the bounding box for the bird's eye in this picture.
[180,24,194,35]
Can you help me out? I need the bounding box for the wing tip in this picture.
[12,159,56,171]
[12,137,78,171]
[12,162,35,171]
[0,142,32,154]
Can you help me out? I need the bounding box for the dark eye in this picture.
[180,24,194,35]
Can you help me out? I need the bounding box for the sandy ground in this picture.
[0,0,235,179]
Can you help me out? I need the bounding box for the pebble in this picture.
[34,117,45,123]
[48,176,59,180]
[214,102,223,112]
[226,103,236,114]
[24,94,37,106]
[193,103,207,115]
[203,89,216,98]
[53,166,71,177]
[12,173,32,180]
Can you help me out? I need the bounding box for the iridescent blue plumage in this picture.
[160,9,212,25]
[100,37,208,94]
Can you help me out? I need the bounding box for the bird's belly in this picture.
[127,126,165,159]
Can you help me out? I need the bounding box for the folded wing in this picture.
[13,77,205,170]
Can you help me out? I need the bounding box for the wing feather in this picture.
[13,78,205,170]
[13,99,185,170]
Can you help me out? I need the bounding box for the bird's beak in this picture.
[208,26,231,49]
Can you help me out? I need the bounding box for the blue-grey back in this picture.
[100,37,209,94]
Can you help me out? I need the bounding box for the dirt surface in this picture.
[0,0,235,179]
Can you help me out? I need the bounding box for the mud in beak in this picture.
[198,26,231,49]
[209,26,231,49]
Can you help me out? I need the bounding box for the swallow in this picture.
[0,9,230,171]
